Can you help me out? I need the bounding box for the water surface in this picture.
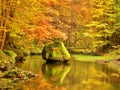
[16,55,120,90]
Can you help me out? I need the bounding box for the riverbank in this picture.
[0,50,35,89]
[1,48,120,89]
[72,54,115,62]
[72,48,120,73]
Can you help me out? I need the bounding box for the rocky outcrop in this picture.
[42,41,71,62]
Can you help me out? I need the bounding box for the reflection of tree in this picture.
[42,63,71,85]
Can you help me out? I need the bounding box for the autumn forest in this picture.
[0,0,120,52]
[0,0,120,90]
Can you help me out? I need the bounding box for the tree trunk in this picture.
[0,0,12,50]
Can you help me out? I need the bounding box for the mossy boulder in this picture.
[42,41,71,62]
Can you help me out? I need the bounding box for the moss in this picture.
[3,50,17,59]
[42,41,71,61]
[58,41,71,59]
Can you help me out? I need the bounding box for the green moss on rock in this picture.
[3,50,17,59]
[42,41,71,62]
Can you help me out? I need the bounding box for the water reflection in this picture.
[15,56,120,90]
[64,61,120,90]
[42,63,71,85]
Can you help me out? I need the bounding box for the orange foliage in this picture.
[26,18,67,45]
[71,0,92,23]
[23,0,68,45]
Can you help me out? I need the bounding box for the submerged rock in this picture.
[42,41,71,62]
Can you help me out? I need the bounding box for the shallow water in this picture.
[16,55,120,90]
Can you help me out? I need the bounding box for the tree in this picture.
[0,0,12,50]
[44,0,92,47]
[85,0,116,53]
[0,0,67,51]
[112,0,120,47]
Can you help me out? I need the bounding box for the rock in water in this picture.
[42,41,71,62]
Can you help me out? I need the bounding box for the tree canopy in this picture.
[0,0,120,54]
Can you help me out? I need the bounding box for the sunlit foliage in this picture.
[0,0,120,53]
[85,0,120,53]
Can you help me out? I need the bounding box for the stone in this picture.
[42,41,71,62]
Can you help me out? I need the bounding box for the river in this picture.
[15,55,120,90]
